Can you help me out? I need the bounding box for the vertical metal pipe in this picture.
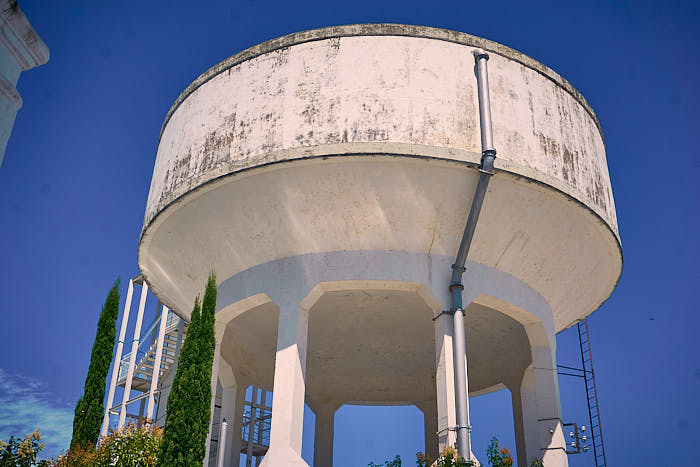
[101,278,134,437]
[474,50,495,156]
[451,306,471,459]
[217,419,229,467]
[449,48,496,463]
[146,305,169,421]
[118,281,149,429]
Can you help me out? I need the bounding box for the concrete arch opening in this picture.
[334,403,425,466]
[303,280,439,466]
[468,295,567,467]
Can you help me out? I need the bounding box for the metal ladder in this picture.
[577,319,607,467]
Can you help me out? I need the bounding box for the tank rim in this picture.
[137,153,622,326]
[158,23,604,144]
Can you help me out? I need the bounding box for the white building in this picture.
[0,0,49,166]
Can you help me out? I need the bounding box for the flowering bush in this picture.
[0,429,47,466]
[48,423,162,467]
[417,446,474,466]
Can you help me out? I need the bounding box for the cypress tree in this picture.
[70,279,121,449]
[197,272,217,452]
[158,272,217,466]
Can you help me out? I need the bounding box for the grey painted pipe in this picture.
[450,48,497,463]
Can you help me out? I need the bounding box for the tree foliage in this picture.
[70,280,120,449]
[157,272,217,466]
[368,454,402,466]
[0,429,47,466]
[48,423,161,467]
[486,438,513,467]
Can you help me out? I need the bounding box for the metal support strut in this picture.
[449,48,497,463]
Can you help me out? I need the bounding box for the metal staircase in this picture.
[117,309,182,392]
[577,319,607,467]
[107,308,186,424]
[240,386,272,467]
[207,385,271,467]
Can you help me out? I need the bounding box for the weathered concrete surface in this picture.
[210,252,568,465]
[139,25,621,331]
[140,158,620,332]
[0,0,49,166]
[140,26,617,467]
[144,25,617,236]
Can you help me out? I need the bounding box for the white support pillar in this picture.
[259,305,309,467]
[228,383,248,467]
[417,401,439,463]
[434,311,479,464]
[146,306,169,422]
[434,312,457,451]
[118,281,148,429]
[532,347,568,465]
[313,403,337,467]
[513,330,568,466]
[101,278,134,437]
[509,379,532,467]
[219,379,245,467]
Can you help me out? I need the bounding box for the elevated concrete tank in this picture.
[138,24,621,467]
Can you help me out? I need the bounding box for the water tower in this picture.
[138,24,621,467]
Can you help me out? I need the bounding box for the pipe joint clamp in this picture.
[472,49,489,60]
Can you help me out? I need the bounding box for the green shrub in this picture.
[71,280,120,450]
[157,272,217,467]
[486,438,513,467]
[369,454,402,466]
[49,423,161,467]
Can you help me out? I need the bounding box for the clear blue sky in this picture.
[1,0,698,465]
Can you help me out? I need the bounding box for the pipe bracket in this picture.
[472,48,489,60]
[432,310,454,321]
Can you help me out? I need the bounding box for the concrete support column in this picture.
[434,309,478,464]
[228,383,248,467]
[101,278,134,437]
[417,401,439,462]
[434,313,457,451]
[313,403,337,467]
[259,305,309,467]
[118,281,149,429]
[217,364,245,467]
[532,344,568,466]
[512,333,568,466]
[508,384,537,466]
